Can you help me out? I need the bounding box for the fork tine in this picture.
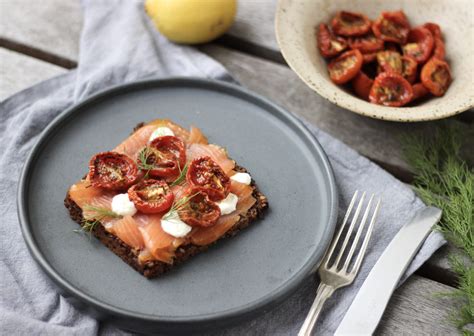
[322,191,359,268]
[332,192,366,269]
[341,194,374,272]
[349,198,381,275]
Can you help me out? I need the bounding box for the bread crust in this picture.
[64,165,268,278]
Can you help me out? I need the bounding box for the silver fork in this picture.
[298,191,381,336]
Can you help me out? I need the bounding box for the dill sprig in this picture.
[162,192,198,221]
[138,147,156,179]
[170,163,188,187]
[402,122,474,331]
[74,205,120,236]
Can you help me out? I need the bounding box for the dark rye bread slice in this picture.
[64,165,268,279]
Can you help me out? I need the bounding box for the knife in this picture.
[334,206,442,336]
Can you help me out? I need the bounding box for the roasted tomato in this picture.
[402,27,434,64]
[331,11,371,36]
[432,37,446,60]
[372,11,410,44]
[401,56,418,83]
[187,156,230,201]
[421,58,452,96]
[352,72,373,101]
[328,49,363,84]
[88,152,138,191]
[377,50,402,73]
[128,179,174,214]
[423,22,442,40]
[411,83,430,101]
[348,33,384,53]
[369,72,413,107]
[139,136,186,179]
[317,23,348,58]
[178,187,220,227]
[362,52,378,63]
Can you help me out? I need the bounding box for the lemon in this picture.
[145,0,237,44]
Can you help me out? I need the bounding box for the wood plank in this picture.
[377,275,459,335]
[0,47,66,100]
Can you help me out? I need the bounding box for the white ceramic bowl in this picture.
[275,0,474,122]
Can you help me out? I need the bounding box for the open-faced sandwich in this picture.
[64,120,268,278]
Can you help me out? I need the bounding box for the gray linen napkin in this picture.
[0,1,445,335]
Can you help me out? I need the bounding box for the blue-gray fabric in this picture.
[0,1,445,335]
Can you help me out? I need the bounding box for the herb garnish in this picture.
[74,205,120,236]
[402,122,473,332]
[170,163,188,187]
[138,147,157,179]
[162,192,198,221]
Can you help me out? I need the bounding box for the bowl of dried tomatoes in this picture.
[275,0,474,122]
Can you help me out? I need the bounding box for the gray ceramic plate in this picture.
[18,78,337,333]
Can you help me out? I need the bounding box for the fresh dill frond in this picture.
[162,192,198,221]
[138,147,156,179]
[74,205,120,236]
[170,163,188,187]
[402,122,474,331]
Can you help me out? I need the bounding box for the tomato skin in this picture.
[432,37,445,60]
[331,11,371,36]
[402,27,434,64]
[179,187,221,228]
[317,23,348,58]
[401,56,418,83]
[377,50,402,74]
[128,179,174,214]
[348,33,384,53]
[328,49,363,84]
[372,11,410,44]
[362,52,377,63]
[352,72,373,101]
[411,83,430,101]
[88,152,138,191]
[423,22,442,40]
[144,136,186,179]
[186,156,230,201]
[369,72,413,107]
[421,58,452,96]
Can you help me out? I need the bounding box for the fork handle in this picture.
[298,283,335,336]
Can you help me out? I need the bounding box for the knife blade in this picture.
[334,206,442,336]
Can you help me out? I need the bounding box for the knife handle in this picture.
[298,283,335,336]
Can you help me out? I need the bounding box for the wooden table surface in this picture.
[1,1,470,334]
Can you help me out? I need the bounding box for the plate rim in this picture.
[17,77,338,327]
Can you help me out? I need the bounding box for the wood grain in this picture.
[0,47,66,101]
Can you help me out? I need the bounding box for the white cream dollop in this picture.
[111,193,137,217]
[149,127,175,142]
[217,193,239,215]
[161,214,192,238]
[230,172,252,185]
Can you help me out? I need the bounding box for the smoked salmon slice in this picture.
[111,215,145,249]
[188,126,208,145]
[187,143,235,174]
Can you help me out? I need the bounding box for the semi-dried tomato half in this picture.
[369,72,413,107]
[401,56,418,83]
[328,49,363,84]
[317,23,347,58]
[421,58,452,96]
[377,50,402,73]
[411,83,430,101]
[423,22,442,40]
[432,37,446,60]
[362,52,378,64]
[331,11,371,36]
[88,152,138,191]
[186,156,230,201]
[139,136,186,178]
[348,33,384,53]
[372,11,410,44]
[402,27,434,64]
[128,179,174,214]
[352,72,373,101]
[178,187,220,228]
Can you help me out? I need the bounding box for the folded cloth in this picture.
[0,0,445,335]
